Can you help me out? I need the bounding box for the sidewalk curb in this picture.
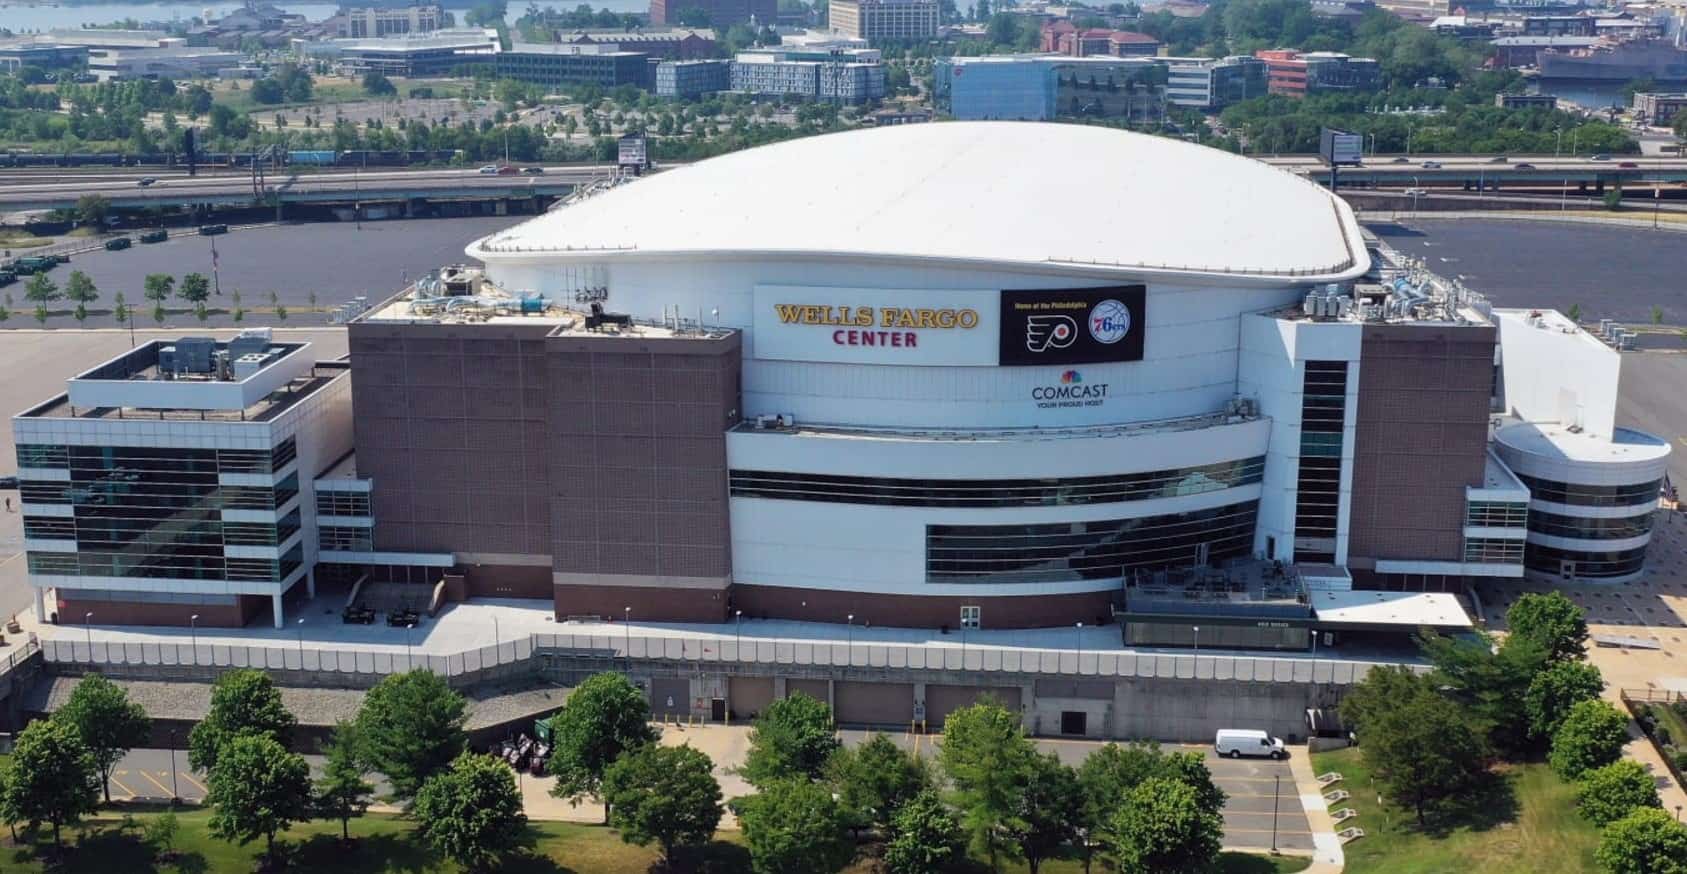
[1288,746,1345,873]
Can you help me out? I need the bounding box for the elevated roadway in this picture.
[2,155,1686,211]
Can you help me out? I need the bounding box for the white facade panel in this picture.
[1495,309,1619,437]
[729,484,1260,597]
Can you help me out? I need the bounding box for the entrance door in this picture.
[1061,710,1088,736]
[960,606,981,629]
[710,697,727,722]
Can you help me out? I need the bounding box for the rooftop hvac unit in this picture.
[170,336,217,374]
[232,352,270,380]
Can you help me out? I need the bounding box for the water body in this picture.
[1531,78,1687,111]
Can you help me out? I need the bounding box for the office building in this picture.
[1161,55,1267,108]
[558,28,718,59]
[936,54,1165,122]
[1255,50,1380,97]
[336,5,446,38]
[1496,92,1559,109]
[496,43,653,89]
[829,0,940,42]
[730,50,885,102]
[656,58,732,96]
[14,331,352,628]
[1633,91,1687,125]
[0,41,89,72]
[332,27,501,76]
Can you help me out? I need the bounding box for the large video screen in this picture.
[998,285,1146,367]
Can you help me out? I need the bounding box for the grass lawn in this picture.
[1311,747,1602,874]
[0,805,1308,873]
[0,233,53,249]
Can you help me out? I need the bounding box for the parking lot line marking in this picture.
[139,770,173,796]
[1223,827,1314,835]
[181,772,208,794]
[109,776,138,799]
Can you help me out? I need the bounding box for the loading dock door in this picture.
[729,676,775,720]
[786,678,830,704]
[650,678,689,719]
[926,685,1023,729]
[835,682,915,727]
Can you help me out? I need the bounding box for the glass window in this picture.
[320,526,373,552]
[316,490,372,517]
[926,500,1258,584]
[1464,537,1525,563]
[22,516,76,539]
[727,457,1266,509]
[1513,473,1660,508]
[1467,501,1528,528]
[1524,543,1649,579]
[1528,509,1654,541]
[19,480,70,504]
[16,444,68,468]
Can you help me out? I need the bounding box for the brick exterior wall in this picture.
[348,322,554,561]
[733,583,1115,630]
[547,330,741,620]
[1347,323,1497,565]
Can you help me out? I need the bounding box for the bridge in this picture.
[0,163,624,211]
[2,154,1686,212]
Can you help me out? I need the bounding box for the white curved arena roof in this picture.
[471,122,1368,282]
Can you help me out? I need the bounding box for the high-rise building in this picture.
[829,0,939,42]
[650,0,774,29]
[336,5,445,39]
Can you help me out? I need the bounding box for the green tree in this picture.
[1551,699,1631,779]
[354,670,466,802]
[23,271,59,307]
[112,291,129,327]
[1526,660,1605,741]
[1596,806,1687,874]
[177,272,210,305]
[0,719,100,847]
[883,789,963,874]
[1357,671,1487,825]
[1577,759,1661,827]
[206,734,313,862]
[741,692,840,788]
[827,732,930,834]
[76,193,110,226]
[1077,741,1169,873]
[1011,751,1081,874]
[601,743,723,867]
[55,673,151,803]
[940,699,1037,871]
[1508,592,1590,662]
[144,809,179,858]
[315,722,374,840]
[1568,303,1584,323]
[1422,631,1546,756]
[546,672,657,820]
[361,72,397,96]
[142,272,174,307]
[1103,777,1223,874]
[1652,305,1664,325]
[413,753,530,873]
[188,668,297,772]
[739,778,855,874]
[63,270,97,304]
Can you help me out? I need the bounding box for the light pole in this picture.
[846,613,854,665]
[1311,628,1319,657]
[169,728,180,802]
[1271,774,1281,852]
[295,616,305,660]
[623,606,632,662]
[734,609,743,659]
[492,614,500,655]
[190,613,200,664]
[85,611,93,654]
[1075,622,1084,669]
[1556,127,1563,158]
[1192,625,1200,658]
[1411,175,1422,213]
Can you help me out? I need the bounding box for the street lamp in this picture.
[735,609,743,659]
[1192,625,1200,657]
[1075,622,1084,669]
[623,606,632,662]
[1411,175,1422,213]
[190,613,200,664]
[1271,774,1282,852]
[492,614,501,659]
[84,611,93,654]
[295,616,306,660]
[1311,628,1319,657]
[846,614,854,664]
[169,728,180,802]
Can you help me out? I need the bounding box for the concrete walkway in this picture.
[1287,746,1345,874]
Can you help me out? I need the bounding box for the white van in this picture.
[1215,729,1287,760]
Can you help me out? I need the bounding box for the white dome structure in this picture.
[470,122,1369,283]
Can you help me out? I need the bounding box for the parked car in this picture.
[1515,162,1536,169]
[1404,187,1429,196]
[197,224,228,236]
[1215,728,1287,760]
[1487,155,1509,163]
[1390,156,1411,164]
[478,165,500,174]
[1618,161,1639,168]
[136,176,158,187]
[496,165,519,176]
[103,237,131,251]
[1590,153,1611,161]
[1421,160,1442,169]
[138,228,168,244]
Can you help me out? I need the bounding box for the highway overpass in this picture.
[2,155,1686,212]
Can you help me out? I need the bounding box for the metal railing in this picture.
[0,634,41,680]
[39,630,1399,687]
